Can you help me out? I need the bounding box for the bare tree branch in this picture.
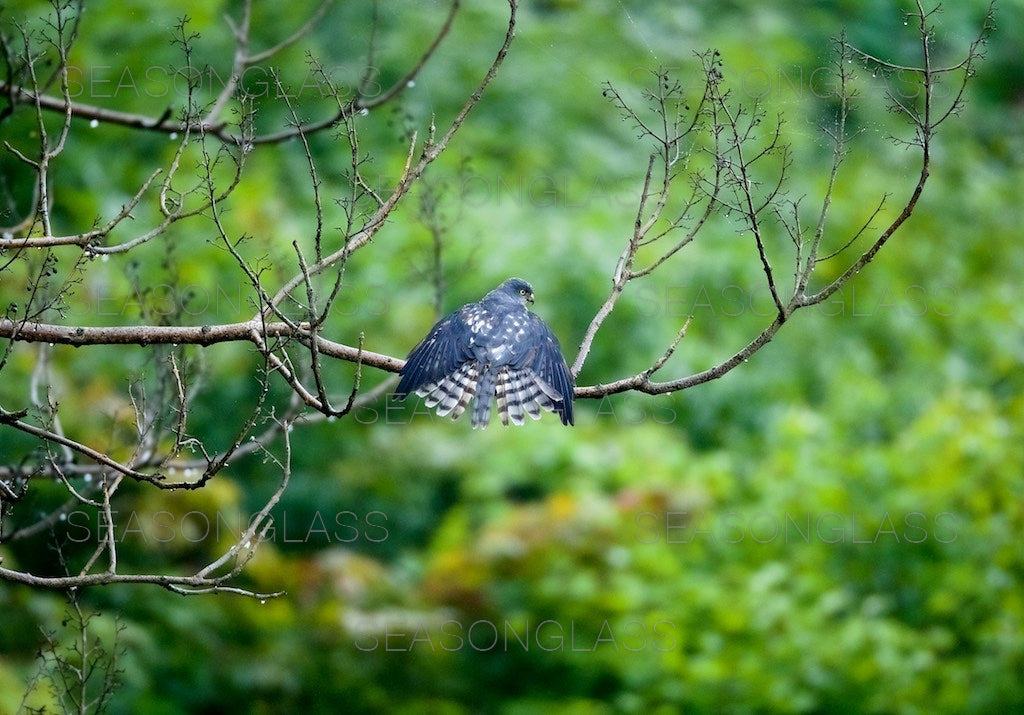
[0,318,402,370]
[0,0,457,146]
[0,0,521,597]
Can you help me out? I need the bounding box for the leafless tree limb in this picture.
[572,0,990,396]
[19,591,124,713]
[0,0,520,597]
[0,0,458,146]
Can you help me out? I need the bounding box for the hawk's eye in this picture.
[520,289,527,295]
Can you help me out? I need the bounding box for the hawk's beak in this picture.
[527,292,535,304]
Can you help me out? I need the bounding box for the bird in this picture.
[394,277,575,429]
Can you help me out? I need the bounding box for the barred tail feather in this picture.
[495,368,518,426]
[472,369,496,429]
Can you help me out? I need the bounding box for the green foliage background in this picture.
[1,0,1022,712]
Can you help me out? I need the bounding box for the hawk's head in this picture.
[494,277,535,305]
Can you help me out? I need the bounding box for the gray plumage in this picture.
[394,278,575,428]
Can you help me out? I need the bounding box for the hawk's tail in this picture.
[471,369,496,429]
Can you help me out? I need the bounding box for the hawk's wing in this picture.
[394,308,473,399]
[504,313,575,426]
